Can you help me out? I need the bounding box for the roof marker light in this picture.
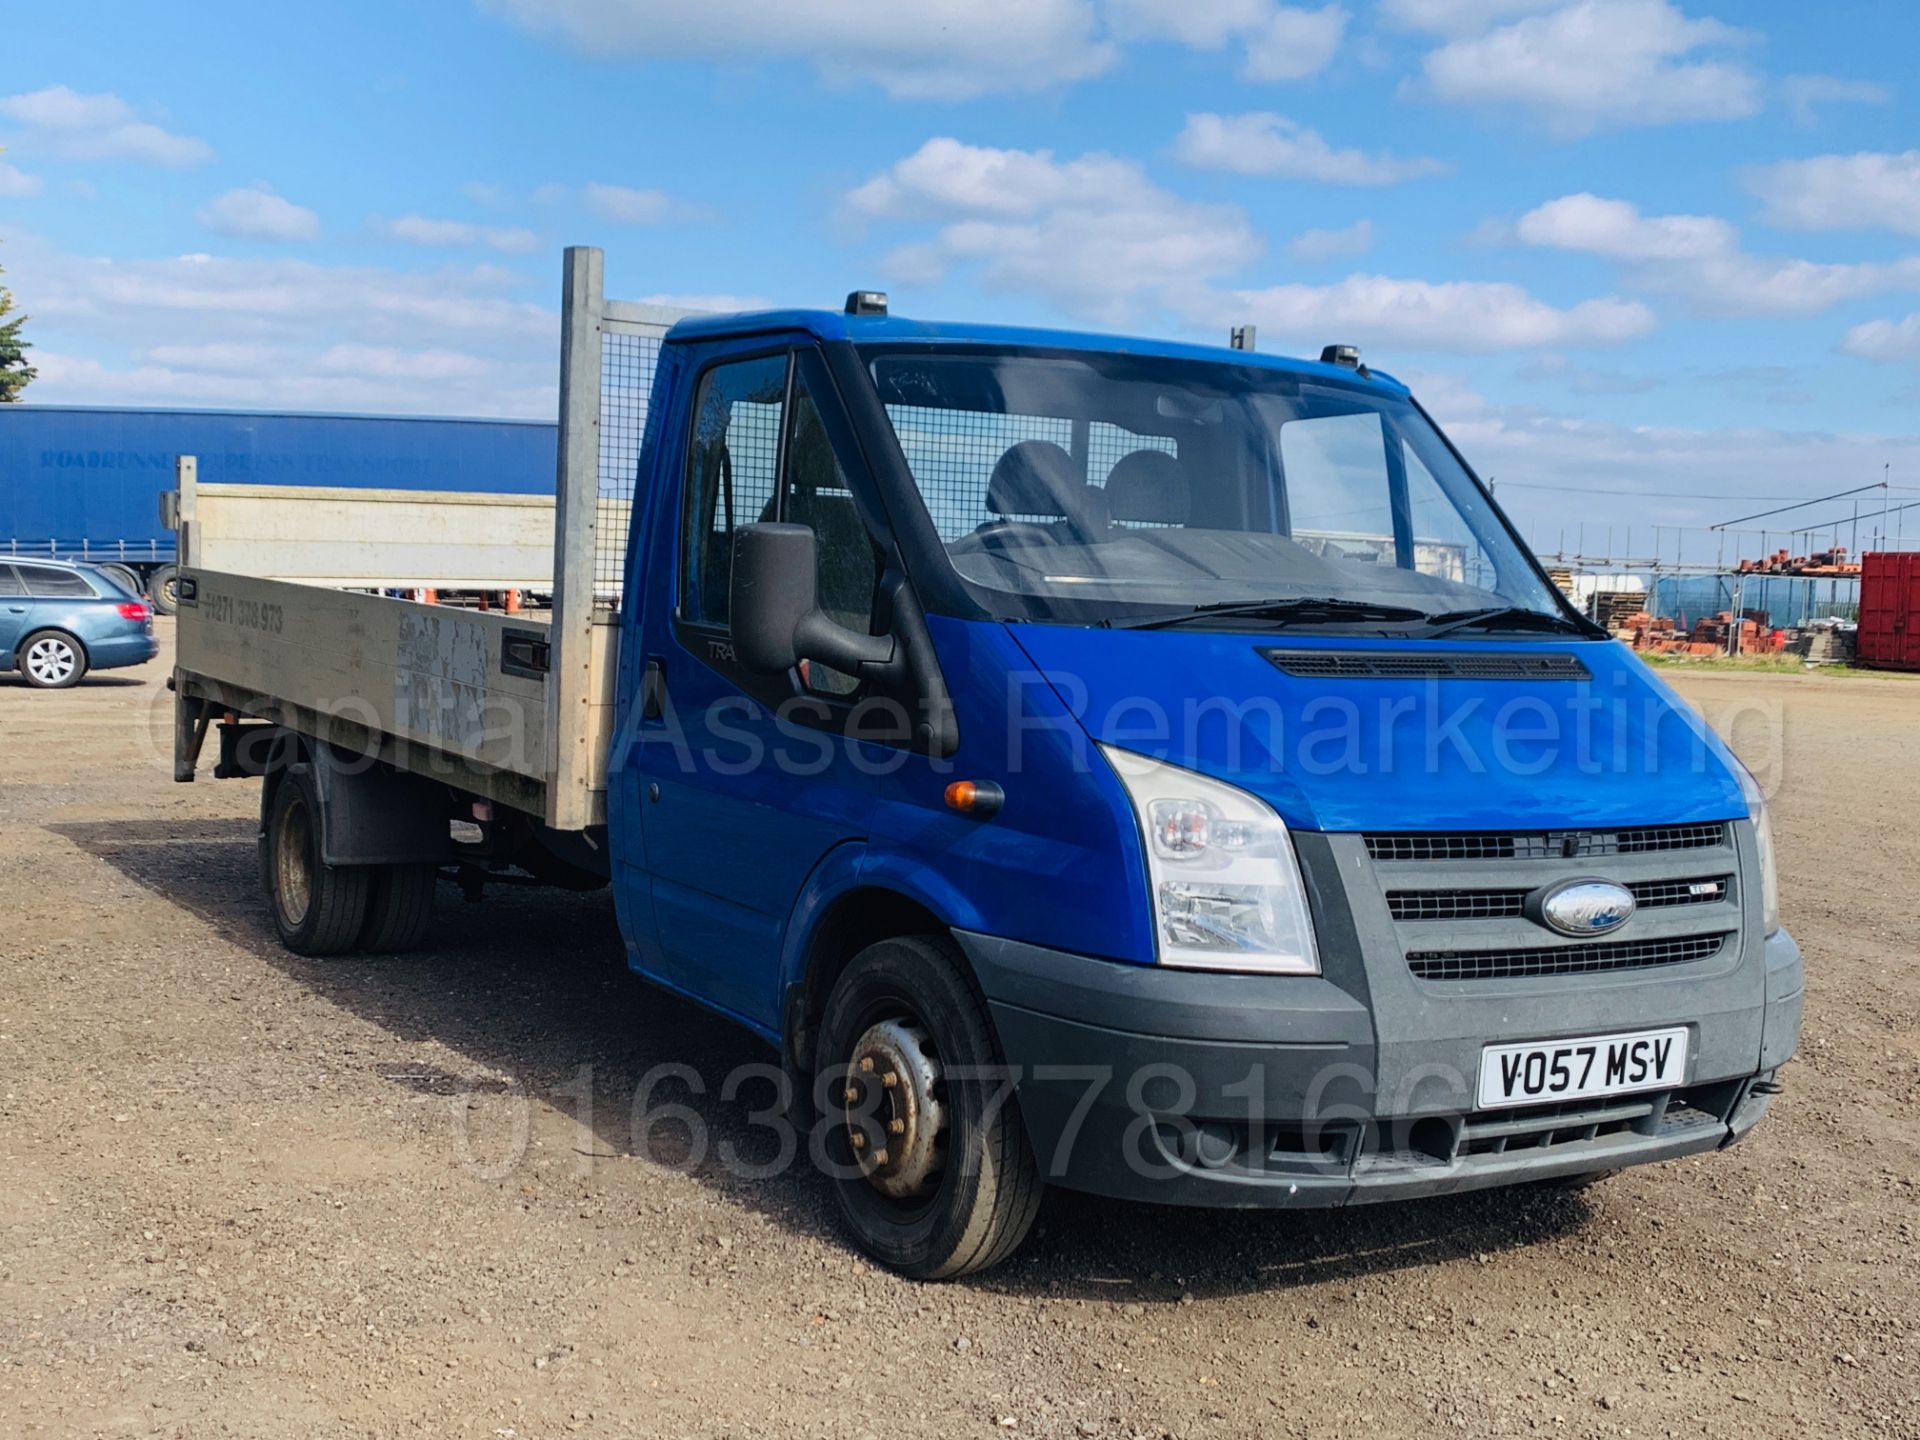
[845,290,889,316]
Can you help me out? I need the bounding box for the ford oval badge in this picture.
[1537,880,1636,937]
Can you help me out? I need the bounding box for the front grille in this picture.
[1631,875,1731,908]
[1261,649,1592,681]
[1366,823,1727,863]
[1407,932,1728,982]
[1386,874,1732,922]
[1457,1093,1722,1157]
[1389,889,1528,921]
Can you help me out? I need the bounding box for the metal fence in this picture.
[595,320,667,603]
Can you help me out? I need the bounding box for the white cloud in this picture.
[1781,75,1892,128]
[1744,151,1920,238]
[1842,312,1920,362]
[1514,193,1735,260]
[847,138,1259,324]
[0,224,570,417]
[1285,219,1376,262]
[0,159,41,197]
[1202,275,1654,350]
[1510,192,1920,315]
[11,235,553,345]
[1438,401,1920,542]
[582,182,675,225]
[1110,1,1346,80]
[0,85,212,167]
[197,184,320,242]
[1378,0,1558,36]
[461,181,510,207]
[851,139,1649,350]
[1173,112,1448,184]
[1241,5,1348,81]
[1106,0,1271,47]
[383,214,541,254]
[145,342,281,370]
[486,0,1117,99]
[318,343,495,380]
[1415,0,1761,138]
[848,138,1153,221]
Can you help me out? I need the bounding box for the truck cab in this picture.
[603,302,1801,1275]
[177,277,1803,1280]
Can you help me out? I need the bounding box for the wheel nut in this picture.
[850,1131,867,1151]
[881,1071,899,1089]
[843,1086,859,1104]
[871,1149,888,1166]
[857,1057,875,1073]
[888,1118,905,1135]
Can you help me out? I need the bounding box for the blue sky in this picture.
[4,0,1919,557]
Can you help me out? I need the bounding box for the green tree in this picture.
[0,258,35,402]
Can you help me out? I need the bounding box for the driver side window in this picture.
[681,354,786,628]
[679,352,882,692]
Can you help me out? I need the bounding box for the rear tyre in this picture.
[265,765,370,956]
[18,630,87,689]
[815,934,1043,1280]
[360,864,438,952]
[150,564,181,617]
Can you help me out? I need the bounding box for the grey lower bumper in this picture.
[958,929,1801,1209]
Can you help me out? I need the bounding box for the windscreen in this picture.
[864,346,1565,630]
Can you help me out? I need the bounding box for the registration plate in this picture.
[1477,1027,1688,1109]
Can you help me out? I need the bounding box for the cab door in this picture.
[615,339,889,1033]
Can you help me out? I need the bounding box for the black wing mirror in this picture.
[730,523,894,677]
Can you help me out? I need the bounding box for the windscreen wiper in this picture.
[1421,605,1594,639]
[1104,596,1428,632]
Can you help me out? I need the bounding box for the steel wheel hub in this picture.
[26,638,75,685]
[277,797,315,926]
[842,1018,947,1199]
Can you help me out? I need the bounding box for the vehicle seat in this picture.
[1106,449,1190,528]
[984,440,1101,539]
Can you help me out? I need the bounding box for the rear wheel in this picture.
[149,564,181,617]
[360,864,438,952]
[265,766,369,956]
[18,630,87,689]
[815,935,1042,1279]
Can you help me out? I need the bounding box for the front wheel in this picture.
[815,935,1042,1279]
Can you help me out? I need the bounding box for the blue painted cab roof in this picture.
[664,309,1410,395]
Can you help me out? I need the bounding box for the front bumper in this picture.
[958,928,1802,1208]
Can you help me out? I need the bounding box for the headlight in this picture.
[1100,745,1320,974]
[1732,758,1782,936]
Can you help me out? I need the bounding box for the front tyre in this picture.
[264,765,370,956]
[815,935,1042,1280]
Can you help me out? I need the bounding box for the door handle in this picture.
[640,657,667,721]
[6,606,24,614]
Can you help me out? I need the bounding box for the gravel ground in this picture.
[0,624,1914,1439]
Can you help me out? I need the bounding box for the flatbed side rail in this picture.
[173,570,556,818]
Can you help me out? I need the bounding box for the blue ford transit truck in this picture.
[173,255,1803,1278]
